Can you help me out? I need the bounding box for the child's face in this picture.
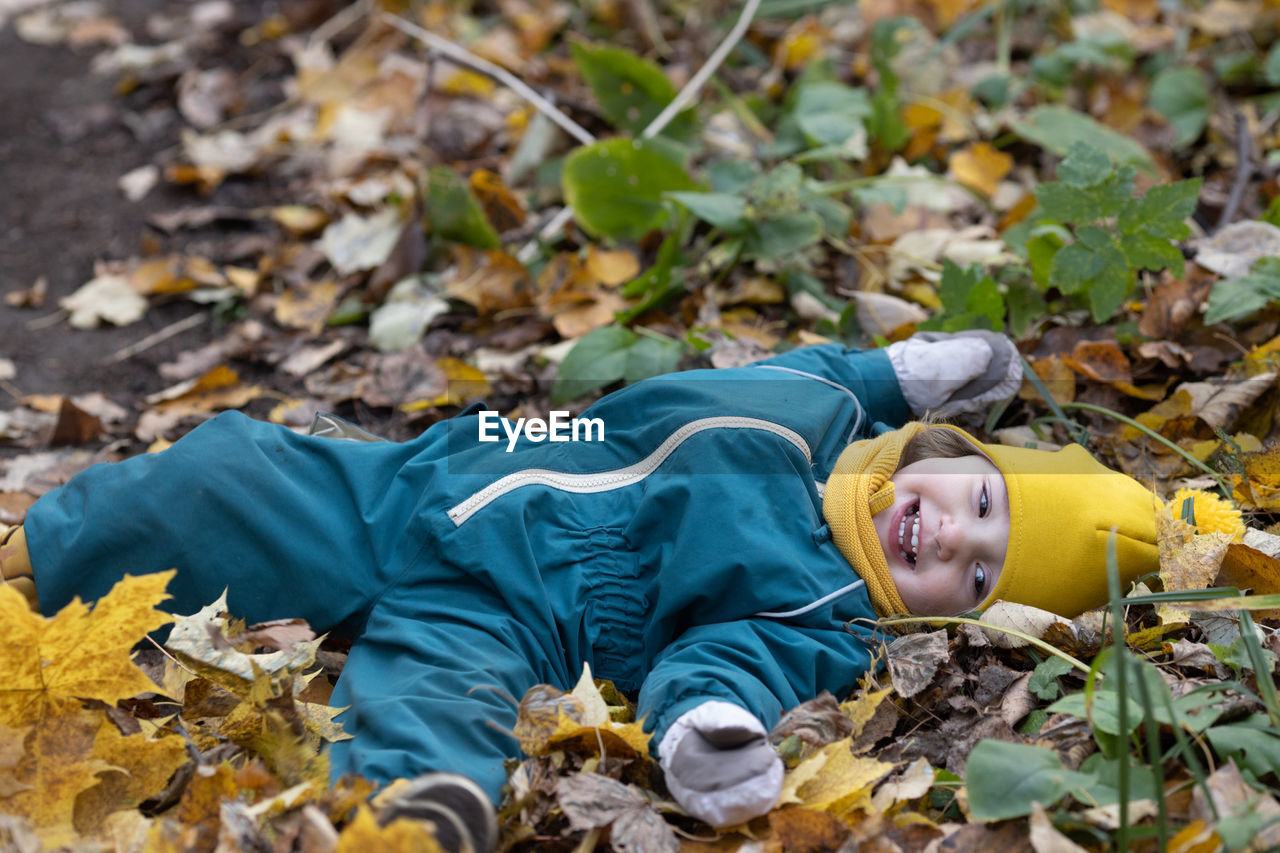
[872,455,1010,616]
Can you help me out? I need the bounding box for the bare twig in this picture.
[111,312,206,362]
[308,0,371,49]
[640,0,761,140]
[379,11,596,147]
[518,0,764,261]
[1217,109,1253,233]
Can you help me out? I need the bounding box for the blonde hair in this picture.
[897,424,983,470]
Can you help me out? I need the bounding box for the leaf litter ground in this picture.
[8,0,1280,850]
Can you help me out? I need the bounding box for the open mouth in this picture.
[897,502,920,567]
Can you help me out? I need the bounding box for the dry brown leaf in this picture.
[1157,508,1231,623]
[445,247,533,314]
[1018,355,1076,406]
[469,169,526,232]
[767,806,852,851]
[275,280,339,335]
[885,630,949,697]
[979,601,1072,647]
[1215,544,1280,618]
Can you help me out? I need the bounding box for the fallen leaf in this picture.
[318,209,405,276]
[1029,801,1090,852]
[275,280,339,335]
[585,246,639,286]
[885,630,949,698]
[1192,220,1280,279]
[948,142,1012,197]
[60,274,147,329]
[1157,508,1231,623]
[557,772,677,853]
[979,601,1072,647]
[334,804,444,853]
[767,806,852,851]
[776,737,895,816]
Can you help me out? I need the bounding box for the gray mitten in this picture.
[885,330,1022,417]
[659,701,784,828]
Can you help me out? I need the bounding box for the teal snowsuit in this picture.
[24,344,911,801]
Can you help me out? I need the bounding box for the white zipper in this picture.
[447,416,811,526]
[754,579,865,619]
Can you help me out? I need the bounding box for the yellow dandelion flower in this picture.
[1166,488,1246,542]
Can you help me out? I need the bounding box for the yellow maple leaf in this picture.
[336,804,446,853]
[0,571,174,727]
[73,718,190,835]
[777,737,896,817]
[0,704,109,848]
[839,687,892,746]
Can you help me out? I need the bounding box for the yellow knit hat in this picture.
[823,424,1160,618]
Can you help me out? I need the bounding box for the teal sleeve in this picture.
[637,616,876,753]
[751,345,911,431]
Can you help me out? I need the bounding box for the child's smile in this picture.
[872,455,1011,616]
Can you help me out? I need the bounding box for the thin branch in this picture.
[308,0,370,49]
[379,11,596,147]
[518,0,764,261]
[640,0,762,140]
[1217,109,1253,233]
[111,312,206,363]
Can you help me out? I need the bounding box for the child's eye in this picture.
[978,484,990,518]
[974,565,987,598]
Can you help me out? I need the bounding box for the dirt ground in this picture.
[0,0,278,410]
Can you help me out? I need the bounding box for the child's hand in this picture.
[658,701,783,827]
[885,330,1022,418]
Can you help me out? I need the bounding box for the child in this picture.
[0,332,1159,848]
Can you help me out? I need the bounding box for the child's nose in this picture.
[934,517,961,561]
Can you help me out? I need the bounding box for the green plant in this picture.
[1026,141,1202,322]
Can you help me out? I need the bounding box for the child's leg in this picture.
[22,411,436,636]
[326,577,570,802]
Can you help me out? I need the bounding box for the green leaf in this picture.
[1057,142,1113,188]
[937,258,976,315]
[1011,105,1156,174]
[868,87,910,150]
[1028,656,1073,700]
[551,325,636,404]
[792,81,871,149]
[1048,241,1101,295]
[707,160,760,194]
[1204,265,1280,325]
[1267,43,1280,86]
[569,42,693,139]
[1149,67,1211,148]
[1205,717,1280,780]
[562,139,696,241]
[423,167,500,249]
[622,334,684,384]
[1034,182,1098,225]
[1118,231,1184,276]
[965,741,1098,821]
[1087,246,1133,322]
[747,210,824,259]
[1006,279,1047,338]
[665,192,749,232]
[1119,179,1201,238]
[1026,232,1064,290]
